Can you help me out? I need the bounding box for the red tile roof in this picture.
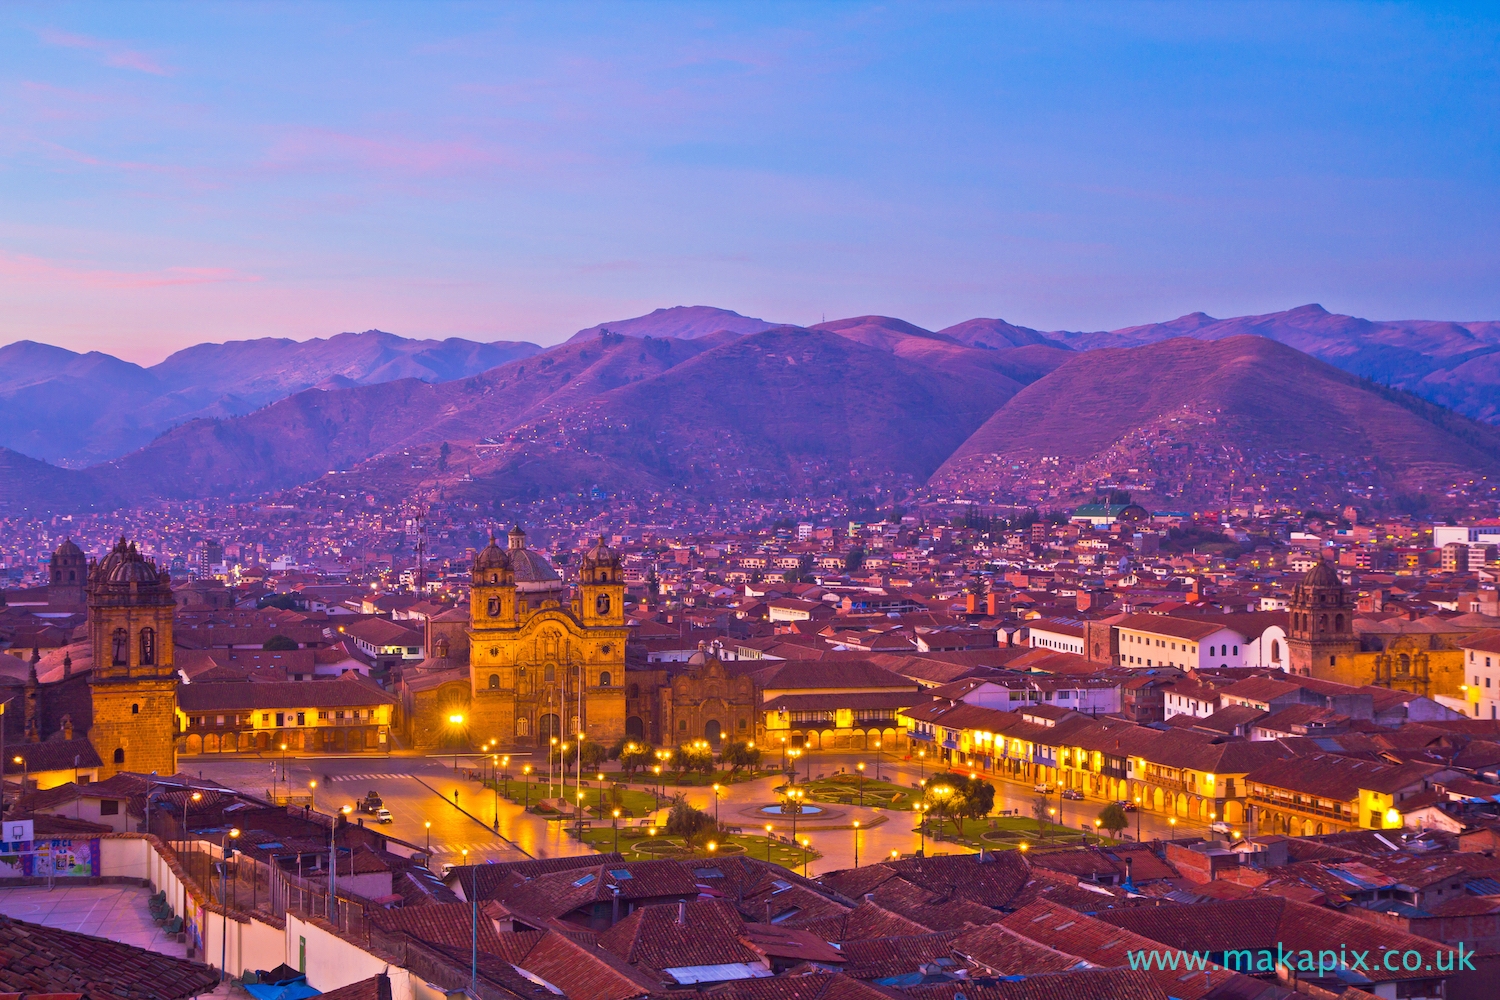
[0,914,220,1000]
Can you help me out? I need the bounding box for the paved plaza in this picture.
[0,883,192,959]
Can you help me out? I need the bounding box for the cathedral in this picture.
[400,527,628,751]
[2,537,179,786]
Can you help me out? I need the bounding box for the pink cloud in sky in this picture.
[0,250,259,290]
[38,28,173,76]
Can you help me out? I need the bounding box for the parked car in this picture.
[1061,789,1084,800]
[375,807,394,824]
[1116,800,1138,812]
[358,790,383,813]
[1033,783,1053,793]
[1209,820,1232,835]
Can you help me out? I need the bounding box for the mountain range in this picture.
[3,303,1499,513]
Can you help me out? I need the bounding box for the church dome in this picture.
[511,549,561,585]
[582,536,621,567]
[473,534,512,572]
[1301,559,1341,589]
[109,553,161,585]
[94,536,132,580]
[54,538,83,559]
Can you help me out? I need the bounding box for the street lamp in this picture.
[764,824,774,862]
[1169,816,1177,839]
[308,779,316,811]
[448,714,465,773]
[492,756,500,830]
[219,828,240,981]
[280,743,288,783]
[711,783,721,826]
[612,809,621,853]
[856,763,865,806]
[853,820,860,868]
[915,802,928,854]
[1134,796,1142,842]
[930,784,954,842]
[523,765,533,809]
[425,820,431,854]
[800,837,811,877]
[873,740,883,781]
[1048,807,1056,847]
[598,772,607,813]
[12,755,26,799]
[917,747,927,780]
[1093,819,1102,844]
[501,756,511,800]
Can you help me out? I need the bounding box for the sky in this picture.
[2,1,1498,364]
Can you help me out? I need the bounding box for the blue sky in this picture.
[2,1,1497,363]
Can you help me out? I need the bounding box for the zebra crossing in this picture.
[327,773,418,782]
[428,841,519,857]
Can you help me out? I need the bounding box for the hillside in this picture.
[1045,304,1500,424]
[564,306,778,344]
[930,335,1500,509]
[0,331,541,465]
[937,318,1066,351]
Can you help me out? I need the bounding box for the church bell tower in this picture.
[1287,558,1360,678]
[87,537,179,779]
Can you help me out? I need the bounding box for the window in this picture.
[489,674,500,689]
[140,627,156,666]
[599,672,611,687]
[596,593,611,615]
[113,748,125,764]
[131,703,140,715]
[318,711,328,721]
[544,664,555,682]
[112,628,128,666]
[296,712,305,725]
[679,720,688,731]
[738,718,747,730]
[216,715,225,726]
[100,799,119,816]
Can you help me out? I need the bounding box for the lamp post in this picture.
[523,766,533,810]
[448,714,465,773]
[612,809,620,854]
[329,804,351,925]
[930,785,953,843]
[308,779,316,812]
[1048,807,1056,847]
[1093,819,1102,845]
[425,820,431,854]
[1168,816,1177,840]
[711,783,721,826]
[764,824,773,862]
[550,736,559,800]
[12,755,26,801]
[873,740,883,781]
[652,765,662,802]
[502,756,511,800]
[918,747,927,780]
[220,828,239,981]
[597,772,607,813]
[800,837,811,877]
[493,755,500,831]
[856,762,865,806]
[915,802,927,855]
[1134,796,1142,842]
[852,820,860,868]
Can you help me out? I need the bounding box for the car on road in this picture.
[1033,783,1053,793]
[375,807,393,824]
[1116,800,1137,812]
[1061,789,1084,800]
[1209,820,1232,835]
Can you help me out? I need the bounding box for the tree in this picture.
[1097,802,1128,840]
[613,740,655,775]
[925,772,995,835]
[263,634,298,651]
[671,742,715,776]
[844,546,865,572]
[664,793,718,848]
[438,441,451,471]
[1031,795,1051,831]
[720,740,761,773]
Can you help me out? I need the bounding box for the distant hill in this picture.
[937,318,1066,351]
[564,306,779,344]
[0,331,540,465]
[1043,304,1500,424]
[930,335,1500,508]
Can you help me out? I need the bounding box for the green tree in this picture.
[1031,794,1051,832]
[263,634,298,651]
[720,740,761,773]
[844,546,865,572]
[438,441,451,471]
[1097,802,1128,839]
[612,739,655,774]
[927,772,995,835]
[664,793,718,848]
[671,742,714,776]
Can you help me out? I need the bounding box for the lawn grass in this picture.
[787,775,914,810]
[494,779,662,819]
[918,814,1118,850]
[576,825,821,873]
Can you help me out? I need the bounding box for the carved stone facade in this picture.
[403,529,628,751]
[1290,560,1361,679]
[86,537,179,780]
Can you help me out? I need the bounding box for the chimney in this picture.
[62,715,73,741]
[62,652,71,679]
[677,900,687,925]
[765,900,773,924]
[611,886,621,926]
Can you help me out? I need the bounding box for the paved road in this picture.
[186,746,1216,877]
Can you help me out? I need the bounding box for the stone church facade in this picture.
[401,528,628,751]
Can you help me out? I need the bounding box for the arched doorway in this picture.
[626,717,645,742]
[704,720,722,746]
[538,713,561,745]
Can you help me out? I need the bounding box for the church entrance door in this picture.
[538,713,561,746]
[704,720,722,746]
